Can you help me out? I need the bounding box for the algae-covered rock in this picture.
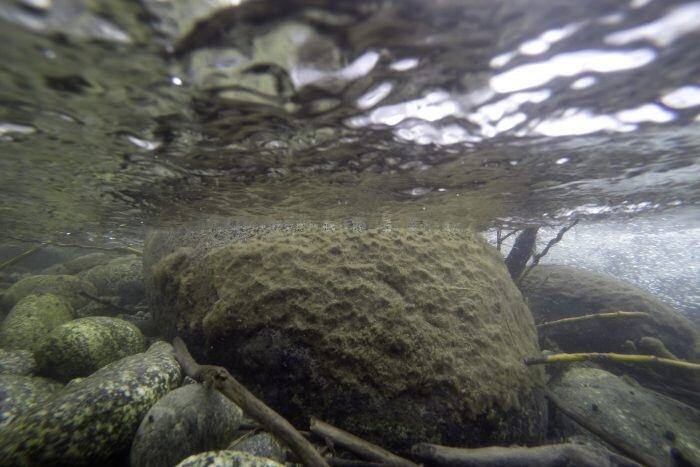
[0,341,182,466]
[0,375,62,428]
[228,433,286,463]
[131,383,243,467]
[1,274,97,311]
[520,265,700,360]
[176,450,284,467]
[0,293,74,353]
[0,349,36,376]
[80,255,144,305]
[549,367,700,467]
[147,226,546,450]
[43,252,119,275]
[37,316,146,381]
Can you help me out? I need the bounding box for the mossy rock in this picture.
[79,255,144,305]
[176,451,284,467]
[131,384,243,467]
[148,226,547,451]
[36,316,146,381]
[1,274,97,311]
[43,252,119,275]
[0,341,182,466]
[0,294,74,353]
[0,375,62,428]
[0,349,36,376]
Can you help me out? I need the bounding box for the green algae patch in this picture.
[37,316,146,382]
[150,227,546,450]
[1,274,97,311]
[0,293,74,353]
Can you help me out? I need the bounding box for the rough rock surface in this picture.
[0,375,62,428]
[0,293,74,353]
[80,255,144,305]
[0,274,97,311]
[0,349,36,376]
[549,366,700,467]
[131,383,244,467]
[147,226,546,450]
[228,433,286,463]
[0,341,182,466]
[520,265,699,360]
[176,450,284,467]
[37,316,146,382]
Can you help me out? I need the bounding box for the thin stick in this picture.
[172,337,329,467]
[536,311,650,329]
[546,391,658,467]
[310,417,417,467]
[524,352,700,371]
[411,442,641,467]
[0,243,46,270]
[78,291,136,315]
[517,219,578,285]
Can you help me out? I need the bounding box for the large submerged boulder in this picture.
[146,225,546,450]
[0,293,74,353]
[520,265,699,360]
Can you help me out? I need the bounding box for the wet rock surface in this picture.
[0,341,182,466]
[36,316,146,381]
[0,349,36,376]
[131,383,244,467]
[549,366,700,467]
[0,374,62,428]
[521,265,700,360]
[175,450,284,467]
[148,226,547,450]
[228,433,286,463]
[0,293,74,353]
[79,254,144,305]
[42,252,120,275]
[1,274,97,311]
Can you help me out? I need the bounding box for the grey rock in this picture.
[0,293,74,352]
[228,433,286,463]
[37,316,146,382]
[80,255,144,305]
[0,374,62,428]
[0,341,182,466]
[1,274,97,311]
[0,349,36,376]
[176,450,284,467]
[550,367,700,467]
[131,384,243,467]
[42,252,118,275]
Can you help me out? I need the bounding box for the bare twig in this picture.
[411,442,640,467]
[536,311,650,329]
[310,417,417,467]
[524,352,700,371]
[172,337,329,467]
[517,219,578,285]
[0,243,47,270]
[496,229,519,251]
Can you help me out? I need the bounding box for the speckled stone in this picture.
[37,316,146,381]
[176,450,284,467]
[0,341,182,466]
[130,383,243,467]
[79,255,144,305]
[0,375,62,428]
[0,293,74,353]
[228,433,286,463]
[0,349,36,376]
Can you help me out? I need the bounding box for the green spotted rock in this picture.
[1,274,97,311]
[0,294,74,353]
[79,255,144,305]
[0,341,182,466]
[0,375,62,428]
[0,349,36,376]
[176,451,284,467]
[37,316,146,381]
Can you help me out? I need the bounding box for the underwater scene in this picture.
[0,0,699,465]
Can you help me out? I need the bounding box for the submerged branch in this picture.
[0,243,46,271]
[524,352,700,371]
[411,442,640,467]
[172,337,329,467]
[310,417,417,467]
[536,311,650,329]
[517,219,578,285]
